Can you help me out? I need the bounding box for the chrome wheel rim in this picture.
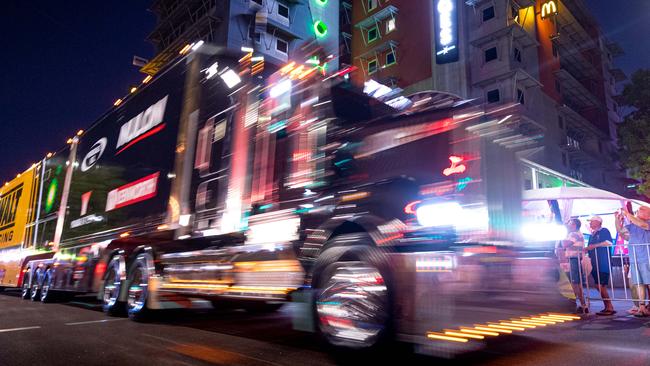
[103,268,120,308]
[316,261,389,348]
[127,265,148,314]
[21,274,30,298]
[40,274,50,302]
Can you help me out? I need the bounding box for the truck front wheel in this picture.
[313,240,393,350]
[40,269,56,303]
[29,269,43,302]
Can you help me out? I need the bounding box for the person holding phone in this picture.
[616,205,650,317]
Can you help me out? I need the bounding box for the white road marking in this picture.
[0,326,41,333]
[64,319,126,326]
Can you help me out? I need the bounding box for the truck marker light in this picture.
[220,69,242,89]
[459,328,499,336]
[191,40,204,51]
[113,98,123,106]
[119,232,130,238]
[444,330,484,340]
[76,129,84,136]
[178,43,192,55]
[142,75,152,84]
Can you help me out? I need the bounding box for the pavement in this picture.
[1,289,650,365]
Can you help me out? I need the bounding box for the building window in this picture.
[277,3,289,19]
[368,59,378,74]
[482,6,495,21]
[254,33,261,43]
[367,26,379,43]
[558,116,564,130]
[368,0,378,11]
[562,152,568,167]
[517,88,525,104]
[276,38,288,54]
[386,18,396,33]
[484,47,498,63]
[552,43,558,58]
[385,51,396,66]
[487,89,500,103]
[513,47,522,63]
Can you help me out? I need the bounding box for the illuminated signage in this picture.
[116,96,168,154]
[443,155,466,176]
[80,138,107,172]
[105,172,159,212]
[434,0,459,64]
[541,1,557,19]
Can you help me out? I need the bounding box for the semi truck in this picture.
[0,44,574,354]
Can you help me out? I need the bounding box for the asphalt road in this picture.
[1,290,649,366]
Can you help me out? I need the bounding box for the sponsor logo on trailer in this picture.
[80,138,108,172]
[105,172,160,212]
[116,96,168,154]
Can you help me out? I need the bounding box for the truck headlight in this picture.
[416,202,464,227]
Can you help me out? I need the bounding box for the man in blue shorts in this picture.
[616,205,650,317]
[586,215,614,315]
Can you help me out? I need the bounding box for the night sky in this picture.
[1,1,649,183]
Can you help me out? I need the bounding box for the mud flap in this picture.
[291,289,315,332]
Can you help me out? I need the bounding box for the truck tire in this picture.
[312,236,393,350]
[40,269,56,303]
[30,268,43,302]
[127,253,153,321]
[102,257,125,316]
[21,271,31,299]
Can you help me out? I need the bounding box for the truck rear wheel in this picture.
[103,257,125,316]
[30,269,43,302]
[21,272,31,299]
[127,254,153,321]
[313,239,393,350]
[40,269,56,303]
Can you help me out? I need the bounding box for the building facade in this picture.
[349,0,626,193]
[142,0,343,75]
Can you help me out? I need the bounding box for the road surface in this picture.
[1,290,649,365]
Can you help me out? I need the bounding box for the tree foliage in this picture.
[617,69,650,196]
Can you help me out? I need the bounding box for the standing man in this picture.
[557,218,588,313]
[616,205,650,317]
[585,216,615,315]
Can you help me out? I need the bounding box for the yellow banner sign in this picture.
[0,169,35,249]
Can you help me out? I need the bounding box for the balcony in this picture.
[470,23,538,49]
[554,69,600,110]
[554,41,599,81]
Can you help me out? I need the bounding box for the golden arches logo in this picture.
[541,1,557,19]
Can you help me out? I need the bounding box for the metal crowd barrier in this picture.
[564,242,650,308]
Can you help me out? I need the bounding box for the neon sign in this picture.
[434,0,459,64]
[443,155,466,176]
[541,1,557,19]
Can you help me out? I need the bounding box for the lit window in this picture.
[276,38,288,54]
[385,52,396,66]
[484,47,498,62]
[487,89,500,103]
[482,6,495,21]
[368,26,379,43]
[278,3,289,19]
[514,47,522,63]
[386,18,396,33]
[368,59,378,74]
[368,0,378,11]
[517,88,525,104]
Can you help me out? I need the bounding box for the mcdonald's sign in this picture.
[541,0,558,19]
